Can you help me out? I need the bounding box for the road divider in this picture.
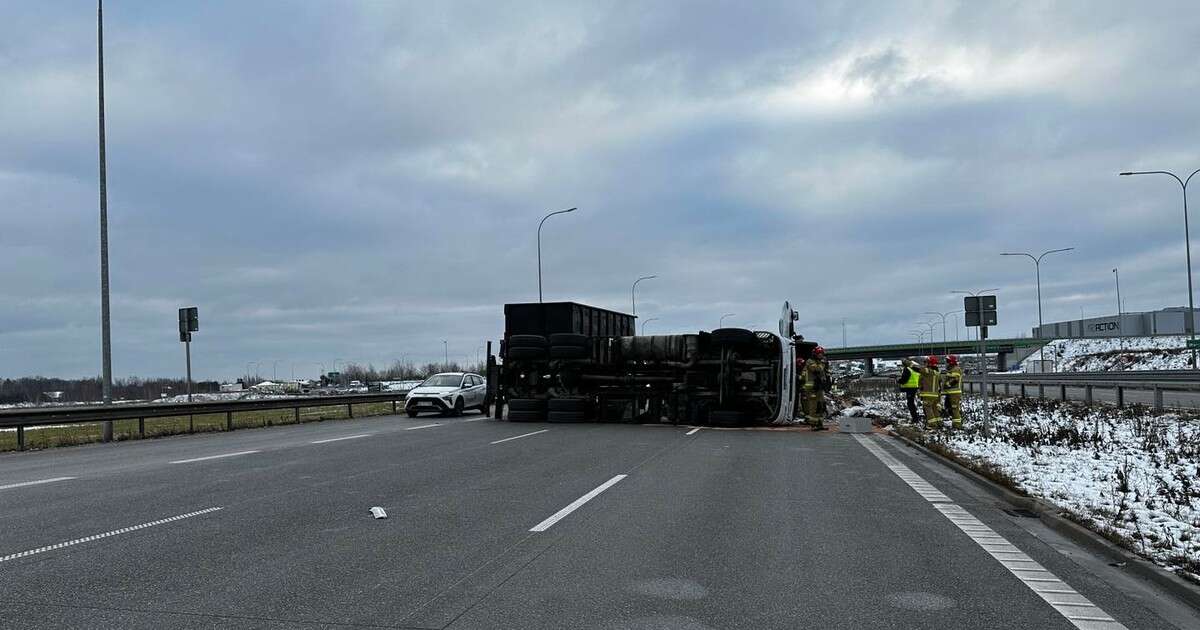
[169,450,260,464]
[0,476,77,491]
[0,506,223,564]
[854,435,1126,630]
[530,474,627,532]
[311,433,372,444]
[490,429,549,445]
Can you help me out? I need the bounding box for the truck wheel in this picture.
[548,333,588,348]
[508,398,546,412]
[507,347,547,360]
[507,410,545,422]
[710,328,757,346]
[709,410,744,427]
[508,335,548,348]
[549,346,588,359]
[548,397,587,413]
[547,411,588,423]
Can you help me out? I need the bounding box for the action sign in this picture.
[964,295,997,327]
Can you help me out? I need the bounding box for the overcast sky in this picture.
[3,1,1200,380]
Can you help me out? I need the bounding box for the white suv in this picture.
[404,372,487,417]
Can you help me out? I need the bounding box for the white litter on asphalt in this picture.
[0,507,224,564]
[370,506,388,519]
[854,435,1126,630]
[0,476,77,491]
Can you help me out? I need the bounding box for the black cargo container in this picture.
[504,302,635,338]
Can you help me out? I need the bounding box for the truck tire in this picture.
[547,411,588,423]
[507,347,547,361]
[508,334,548,348]
[507,410,545,422]
[549,346,589,360]
[710,328,757,346]
[548,397,587,412]
[709,410,744,427]
[508,399,546,412]
[548,333,588,348]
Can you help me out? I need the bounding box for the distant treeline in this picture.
[324,361,488,384]
[0,377,220,405]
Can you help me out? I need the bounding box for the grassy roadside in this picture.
[0,402,400,452]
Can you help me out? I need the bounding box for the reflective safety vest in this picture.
[918,367,940,398]
[942,367,962,394]
[900,367,920,390]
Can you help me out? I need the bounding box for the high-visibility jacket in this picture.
[941,367,962,394]
[899,366,920,390]
[918,367,940,398]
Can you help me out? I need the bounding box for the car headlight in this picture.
[442,394,455,401]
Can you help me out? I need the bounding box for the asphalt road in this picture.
[1,412,1197,629]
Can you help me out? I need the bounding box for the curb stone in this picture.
[886,427,1200,613]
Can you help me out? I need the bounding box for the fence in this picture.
[0,392,409,451]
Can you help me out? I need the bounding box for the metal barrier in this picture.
[963,376,1200,410]
[0,392,409,451]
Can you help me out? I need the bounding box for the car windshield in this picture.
[421,374,462,388]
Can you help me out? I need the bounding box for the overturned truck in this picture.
[486,301,815,426]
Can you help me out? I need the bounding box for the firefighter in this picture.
[942,355,963,429]
[803,346,829,430]
[897,358,921,424]
[919,355,941,429]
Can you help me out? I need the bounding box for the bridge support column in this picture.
[864,357,875,376]
[996,352,1009,372]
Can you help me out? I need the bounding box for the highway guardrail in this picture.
[964,373,1200,410]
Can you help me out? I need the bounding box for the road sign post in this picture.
[965,296,998,436]
[179,307,199,402]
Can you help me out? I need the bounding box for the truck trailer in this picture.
[486,301,816,426]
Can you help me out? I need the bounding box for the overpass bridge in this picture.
[824,337,1048,372]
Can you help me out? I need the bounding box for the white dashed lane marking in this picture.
[853,435,1126,630]
[311,433,372,444]
[0,507,224,564]
[169,450,260,464]
[490,429,549,445]
[530,475,627,532]
[685,428,700,436]
[403,424,441,431]
[0,477,77,491]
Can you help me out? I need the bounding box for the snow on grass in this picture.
[1040,335,1191,371]
[852,392,1200,581]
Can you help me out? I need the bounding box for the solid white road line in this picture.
[685,428,700,436]
[854,435,1126,630]
[0,507,223,564]
[462,417,492,422]
[169,450,260,464]
[490,429,549,445]
[404,424,441,431]
[311,433,372,444]
[0,476,77,491]
[530,474,627,532]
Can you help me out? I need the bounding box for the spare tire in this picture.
[547,411,588,423]
[710,328,757,346]
[709,410,745,427]
[549,345,589,360]
[507,347,547,361]
[508,398,546,412]
[507,410,545,422]
[548,397,587,412]
[508,334,548,349]
[548,333,588,348]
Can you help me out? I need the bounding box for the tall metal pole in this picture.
[720,313,735,328]
[1113,268,1122,321]
[631,275,656,316]
[841,319,847,348]
[443,340,448,366]
[1002,249,1073,370]
[185,338,192,402]
[537,207,576,303]
[97,0,113,441]
[641,317,659,335]
[1121,170,1200,368]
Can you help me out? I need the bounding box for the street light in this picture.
[1001,248,1074,368]
[97,1,114,444]
[918,320,938,356]
[641,317,659,335]
[719,313,736,327]
[632,275,657,316]
[1120,169,1200,368]
[443,340,448,366]
[272,359,284,380]
[537,207,577,303]
[924,311,954,356]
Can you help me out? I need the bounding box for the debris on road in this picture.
[369,507,388,519]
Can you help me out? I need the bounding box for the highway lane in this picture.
[0,414,1196,629]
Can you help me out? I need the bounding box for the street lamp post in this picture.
[97,1,114,443]
[443,340,448,367]
[537,207,577,303]
[1120,169,1200,368]
[1001,248,1074,369]
[719,313,735,328]
[923,311,953,357]
[632,275,657,316]
[272,359,283,381]
[642,317,659,335]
